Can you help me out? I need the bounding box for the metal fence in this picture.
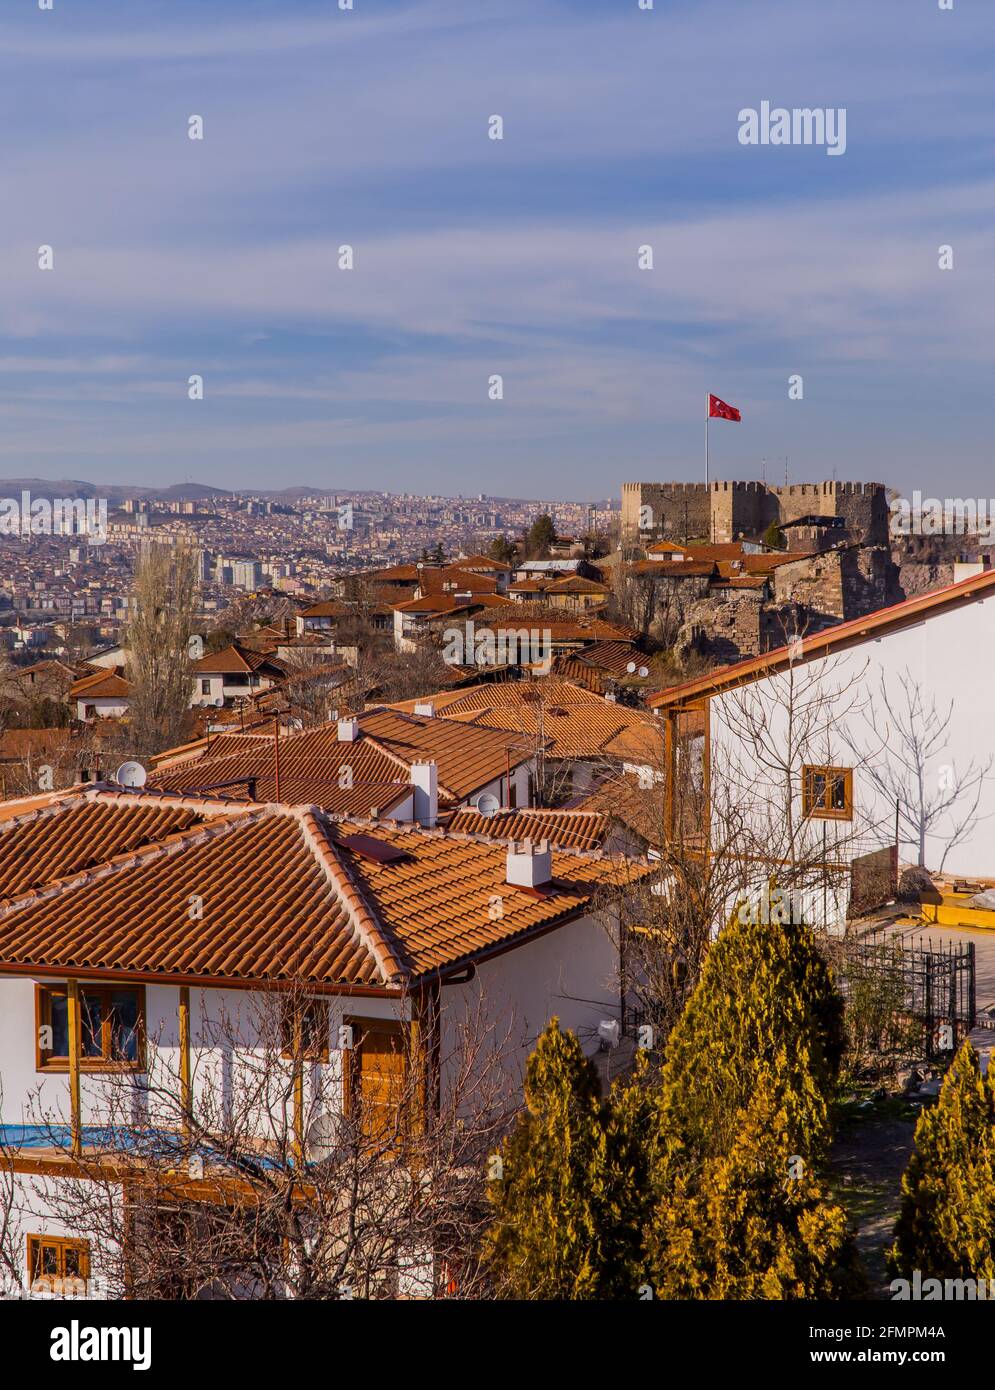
[833,930,976,1059]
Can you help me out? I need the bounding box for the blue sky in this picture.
[0,0,991,500]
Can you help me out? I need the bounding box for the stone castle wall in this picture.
[623,479,887,545]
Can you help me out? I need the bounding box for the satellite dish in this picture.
[114,760,147,789]
[475,792,500,818]
[638,666,649,679]
[214,696,224,707]
[305,1113,340,1163]
[625,661,637,674]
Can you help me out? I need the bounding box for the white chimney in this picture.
[413,701,435,718]
[506,838,552,888]
[411,759,438,827]
[337,717,359,742]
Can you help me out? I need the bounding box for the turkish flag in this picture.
[708,394,741,422]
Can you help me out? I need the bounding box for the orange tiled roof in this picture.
[329,820,647,978]
[417,568,498,596]
[190,643,285,677]
[450,555,510,572]
[0,793,207,898]
[147,724,413,813]
[445,806,609,851]
[299,600,348,618]
[626,560,716,578]
[149,709,536,809]
[0,796,650,988]
[571,641,643,678]
[390,680,662,762]
[355,708,533,800]
[646,541,745,561]
[69,667,133,699]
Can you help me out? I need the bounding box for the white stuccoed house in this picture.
[650,569,995,926]
[0,786,647,1298]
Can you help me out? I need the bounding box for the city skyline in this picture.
[0,0,991,497]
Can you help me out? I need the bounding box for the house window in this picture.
[36,984,145,1071]
[802,765,853,821]
[200,679,211,696]
[343,1017,408,1144]
[27,1235,89,1294]
[280,998,329,1062]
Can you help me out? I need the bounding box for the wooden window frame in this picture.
[35,983,146,1073]
[27,1234,90,1293]
[801,765,853,822]
[280,997,330,1063]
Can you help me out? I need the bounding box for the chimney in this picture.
[413,701,435,718]
[506,838,552,888]
[337,717,359,742]
[411,759,438,827]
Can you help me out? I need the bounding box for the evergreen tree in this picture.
[488,534,517,566]
[890,1040,995,1280]
[650,1072,862,1299]
[485,1020,605,1298]
[526,513,557,557]
[598,1053,657,1297]
[658,912,844,1166]
[763,519,786,550]
[430,541,446,564]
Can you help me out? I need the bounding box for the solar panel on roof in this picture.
[338,833,412,865]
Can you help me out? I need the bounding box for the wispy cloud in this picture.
[0,0,990,495]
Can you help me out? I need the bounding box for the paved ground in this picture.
[830,1101,917,1297]
[830,910,995,1292]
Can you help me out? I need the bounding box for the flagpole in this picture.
[705,392,709,489]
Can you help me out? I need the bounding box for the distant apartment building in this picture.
[232,559,263,590]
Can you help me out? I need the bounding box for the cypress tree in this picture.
[650,1071,862,1299]
[485,1019,607,1298]
[658,911,844,1166]
[485,1021,655,1299]
[890,1040,995,1280]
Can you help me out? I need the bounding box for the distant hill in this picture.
[0,478,231,504]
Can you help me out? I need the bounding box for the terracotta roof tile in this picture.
[0,794,207,899]
[355,709,533,800]
[0,796,652,988]
[445,806,609,850]
[390,680,662,762]
[148,725,413,813]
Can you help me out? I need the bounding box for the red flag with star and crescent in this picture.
[708,394,741,422]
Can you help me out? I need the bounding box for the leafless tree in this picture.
[18,983,519,1300]
[279,650,352,728]
[846,667,993,871]
[126,542,198,759]
[593,647,883,1046]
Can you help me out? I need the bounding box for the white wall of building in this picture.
[709,588,995,879]
[441,910,619,1089]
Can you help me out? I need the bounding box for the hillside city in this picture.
[1,0,991,1356]
[0,464,992,1327]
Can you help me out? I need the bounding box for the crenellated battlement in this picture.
[622,478,888,544]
